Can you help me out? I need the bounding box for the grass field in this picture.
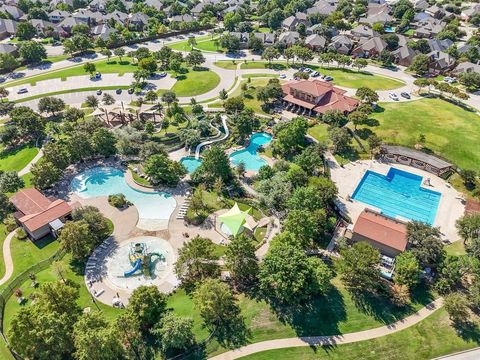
[240,309,480,360]
[214,60,239,70]
[364,98,480,171]
[0,146,39,172]
[238,62,404,90]
[171,68,220,97]
[15,85,131,103]
[194,38,224,52]
[167,35,211,51]
[6,58,137,88]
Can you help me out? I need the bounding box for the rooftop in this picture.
[380,145,453,170]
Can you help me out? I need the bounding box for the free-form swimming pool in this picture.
[352,168,441,224]
[70,167,176,230]
[180,156,202,174]
[229,132,272,171]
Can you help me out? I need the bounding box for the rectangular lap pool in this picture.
[352,168,441,224]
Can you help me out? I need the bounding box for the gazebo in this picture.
[218,203,257,237]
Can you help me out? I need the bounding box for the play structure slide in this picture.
[124,259,142,277]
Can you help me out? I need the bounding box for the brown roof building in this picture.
[10,189,74,241]
[282,79,359,116]
[350,209,408,258]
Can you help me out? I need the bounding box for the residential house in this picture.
[306,0,337,16]
[350,24,379,41]
[427,51,456,74]
[282,16,298,31]
[144,0,164,11]
[91,23,117,41]
[458,44,480,57]
[305,34,326,50]
[51,0,75,9]
[0,43,18,55]
[231,32,249,48]
[251,32,275,46]
[0,4,24,20]
[414,18,444,38]
[0,19,17,40]
[57,17,88,36]
[48,10,70,23]
[277,31,300,47]
[281,79,359,116]
[352,36,387,58]
[88,0,109,11]
[105,10,130,25]
[392,46,417,67]
[425,4,445,19]
[129,13,150,30]
[30,19,57,37]
[170,14,195,24]
[412,0,429,11]
[10,189,75,241]
[428,38,453,52]
[452,61,480,75]
[348,209,408,258]
[461,4,480,21]
[328,34,353,54]
[73,9,104,26]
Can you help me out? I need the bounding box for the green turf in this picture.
[6,58,137,88]
[166,35,212,51]
[364,98,480,171]
[0,224,8,279]
[0,146,39,172]
[194,38,225,52]
[15,85,132,103]
[214,61,239,70]
[171,68,220,97]
[445,241,467,256]
[238,309,480,360]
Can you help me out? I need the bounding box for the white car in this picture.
[279,74,286,79]
[17,88,28,94]
[389,93,399,101]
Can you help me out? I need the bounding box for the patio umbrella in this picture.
[218,203,251,236]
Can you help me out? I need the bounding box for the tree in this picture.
[287,180,337,212]
[101,48,112,61]
[272,116,308,156]
[174,235,220,289]
[348,110,368,130]
[234,108,259,141]
[456,214,480,257]
[83,62,96,77]
[161,90,177,107]
[379,49,394,67]
[338,241,381,293]
[193,278,249,347]
[259,239,333,303]
[19,41,47,64]
[153,313,195,355]
[31,160,61,189]
[294,46,314,64]
[38,96,65,116]
[328,126,351,154]
[355,87,379,103]
[63,107,85,122]
[225,234,259,289]
[248,35,263,52]
[85,95,99,108]
[322,109,348,127]
[128,286,167,331]
[0,87,9,102]
[223,96,245,113]
[193,146,233,185]
[284,209,328,247]
[102,93,115,105]
[444,292,470,323]
[115,312,152,360]
[187,36,197,49]
[16,21,37,40]
[73,311,125,360]
[0,53,19,72]
[394,251,421,289]
[261,47,280,64]
[138,57,157,74]
[353,58,368,72]
[409,54,430,76]
[0,171,24,193]
[113,47,126,61]
[383,34,399,50]
[185,50,205,69]
[407,221,444,268]
[220,33,241,52]
[58,220,95,260]
[144,153,186,186]
[92,127,117,156]
[459,71,480,91]
[72,206,111,243]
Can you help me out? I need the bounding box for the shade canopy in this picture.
[218,203,252,236]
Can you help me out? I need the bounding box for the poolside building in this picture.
[347,209,408,258]
[281,79,359,116]
[10,189,74,241]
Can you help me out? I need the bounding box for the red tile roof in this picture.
[282,79,359,114]
[10,189,72,232]
[465,199,480,215]
[353,209,408,252]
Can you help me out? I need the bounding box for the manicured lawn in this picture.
[363,98,480,171]
[445,241,466,256]
[0,146,39,172]
[308,123,329,143]
[239,309,480,360]
[167,35,212,51]
[254,226,267,243]
[0,224,8,279]
[171,68,220,97]
[214,60,238,70]
[239,62,405,90]
[0,236,60,291]
[15,85,131,103]
[194,38,225,52]
[6,58,137,88]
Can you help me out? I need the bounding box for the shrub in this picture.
[16,228,27,240]
[4,215,17,232]
[108,193,130,208]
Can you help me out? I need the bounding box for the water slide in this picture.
[124,259,142,277]
[194,115,229,159]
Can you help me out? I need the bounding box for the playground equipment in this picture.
[124,242,165,277]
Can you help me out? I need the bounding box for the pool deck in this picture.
[328,154,465,242]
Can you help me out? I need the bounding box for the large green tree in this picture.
[19,41,47,63]
[144,153,186,187]
[394,251,421,289]
[192,146,233,186]
[407,221,444,268]
[152,313,195,355]
[225,234,259,289]
[272,116,308,156]
[127,286,167,331]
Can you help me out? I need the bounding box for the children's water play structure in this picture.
[124,242,165,277]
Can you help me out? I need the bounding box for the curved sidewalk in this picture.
[0,229,18,286]
[209,298,443,360]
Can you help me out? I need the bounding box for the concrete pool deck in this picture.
[328,154,465,242]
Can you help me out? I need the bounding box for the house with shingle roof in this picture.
[0,19,17,40]
[427,51,455,74]
[352,36,387,58]
[328,34,353,54]
[392,46,417,67]
[0,43,18,55]
[350,24,379,41]
[277,31,300,46]
[305,34,326,50]
[48,10,70,23]
[1,4,24,20]
[452,61,480,75]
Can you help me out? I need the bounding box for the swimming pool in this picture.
[352,168,441,224]
[70,167,176,230]
[229,132,272,171]
[180,156,202,174]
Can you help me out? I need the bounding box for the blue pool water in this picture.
[70,167,176,222]
[352,168,441,224]
[229,132,272,171]
[180,156,202,174]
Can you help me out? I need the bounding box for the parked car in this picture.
[116,89,122,94]
[0,77,5,83]
[95,72,102,79]
[159,72,167,78]
[389,93,399,101]
[444,76,456,84]
[324,76,333,81]
[279,74,286,79]
[304,68,312,73]
[96,90,102,95]
[17,88,28,94]
[400,92,410,99]
[128,88,135,94]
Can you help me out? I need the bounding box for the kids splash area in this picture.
[105,236,176,292]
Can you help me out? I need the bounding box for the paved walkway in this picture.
[433,348,480,360]
[18,148,43,176]
[209,298,444,360]
[0,229,17,286]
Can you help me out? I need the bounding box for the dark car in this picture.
[400,92,411,99]
[116,89,122,94]
[128,88,135,94]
